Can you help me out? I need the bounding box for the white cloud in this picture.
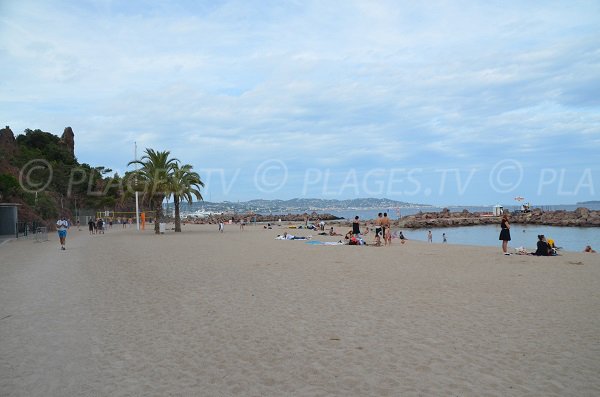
[1,0,599,203]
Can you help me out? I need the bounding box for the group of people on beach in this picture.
[343,213,397,246]
[88,218,107,235]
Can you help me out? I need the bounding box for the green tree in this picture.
[168,163,204,232]
[0,173,20,201]
[128,149,179,234]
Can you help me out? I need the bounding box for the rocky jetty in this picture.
[182,212,342,224]
[395,208,600,228]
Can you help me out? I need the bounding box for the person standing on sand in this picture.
[382,212,391,246]
[443,233,447,243]
[352,216,361,236]
[427,230,432,243]
[56,216,69,250]
[499,214,511,255]
[374,213,383,246]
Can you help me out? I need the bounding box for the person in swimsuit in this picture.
[352,216,361,236]
[374,213,383,246]
[382,212,391,246]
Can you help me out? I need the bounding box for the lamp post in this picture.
[135,142,140,231]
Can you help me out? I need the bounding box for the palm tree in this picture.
[168,163,204,232]
[128,149,179,234]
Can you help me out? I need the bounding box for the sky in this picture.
[1,0,599,206]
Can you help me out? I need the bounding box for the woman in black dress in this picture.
[499,214,511,255]
[352,216,361,236]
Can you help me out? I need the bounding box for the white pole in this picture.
[135,142,140,231]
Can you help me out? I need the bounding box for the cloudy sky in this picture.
[1,0,599,205]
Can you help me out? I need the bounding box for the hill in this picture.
[182,198,430,213]
[0,126,135,224]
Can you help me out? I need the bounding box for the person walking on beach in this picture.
[499,214,511,255]
[56,216,69,250]
[427,230,432,243]
[443,233,447,243]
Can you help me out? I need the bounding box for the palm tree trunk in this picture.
[174,194,181,232]
[154,197,162,234]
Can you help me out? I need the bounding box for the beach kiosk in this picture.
[493,204,504,216]
[0,203,19,237]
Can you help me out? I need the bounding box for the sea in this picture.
[310,204,600,253]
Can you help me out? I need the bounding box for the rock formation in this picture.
[0,126,18,157]
[395,208,600,228]
[60,127,75,156]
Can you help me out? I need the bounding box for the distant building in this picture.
[493,204,503,216]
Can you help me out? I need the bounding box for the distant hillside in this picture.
[243,198,430,209]
[576,201,600,205]
[179,198,430,213]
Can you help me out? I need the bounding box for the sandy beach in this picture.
[1,223,599,396]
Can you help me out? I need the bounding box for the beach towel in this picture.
[305,241,344,246]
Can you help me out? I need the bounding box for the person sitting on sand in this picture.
[584,245,596,253]
[347,234,366,246]
[534,235,551,256]
[329,227,342,236]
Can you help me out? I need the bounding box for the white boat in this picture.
[182,208,223,219]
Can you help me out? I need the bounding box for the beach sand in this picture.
[1,223,599,396]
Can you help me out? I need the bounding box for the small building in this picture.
[493,204,503,216]
[0,203,20,236]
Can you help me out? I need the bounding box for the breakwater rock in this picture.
[183,212,342,224]
[396,208,600,228]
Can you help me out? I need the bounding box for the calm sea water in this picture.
[393,225,599,253]
[316,205,600,253]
